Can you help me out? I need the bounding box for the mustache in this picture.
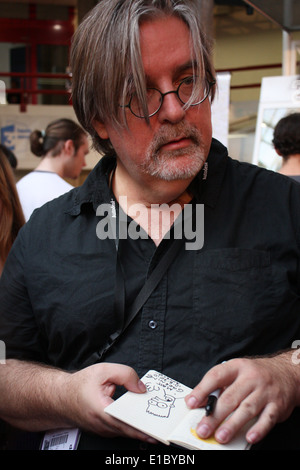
[150,122,202,154]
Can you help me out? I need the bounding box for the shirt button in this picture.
[148,320,158,329]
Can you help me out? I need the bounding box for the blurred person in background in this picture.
[273,112,300,182]
[0,148,25,276]
[0,144,18,170]
[0,148,24,449]
[17,118,89,221]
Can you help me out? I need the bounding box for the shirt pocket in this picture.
[193,248,273,343]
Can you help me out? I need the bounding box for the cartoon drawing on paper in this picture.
[146,390,176,418]
[144,371,186,419]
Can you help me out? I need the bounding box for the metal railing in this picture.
[0,71,71,111]
[0,63,288,111]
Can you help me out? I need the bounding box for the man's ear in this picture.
[64,139,75,155]
[93,121,109,140]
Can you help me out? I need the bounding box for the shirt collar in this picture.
[65,155,116,216]
[189,138,228,207]
[65,137,228,216]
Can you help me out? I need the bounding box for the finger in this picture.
[246,402,279,445]
[99,363,147,394]
[194,381,257,440]
[212,392,263,444]
[185,361,238,409]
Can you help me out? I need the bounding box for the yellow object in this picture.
[190,428,220,445]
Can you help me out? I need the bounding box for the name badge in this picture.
[41,428,81,450]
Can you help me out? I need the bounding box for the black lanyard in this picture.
[96,198,185,360]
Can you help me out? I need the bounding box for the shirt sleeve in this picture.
[0,225,46,362]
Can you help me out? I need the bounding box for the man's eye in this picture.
[181,76,196,86]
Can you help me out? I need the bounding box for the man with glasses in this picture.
[122,77,215,119]
[0,0,299,451]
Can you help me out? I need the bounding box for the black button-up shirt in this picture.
[1,138,300,450]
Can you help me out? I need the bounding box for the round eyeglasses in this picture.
[123,77,216,119]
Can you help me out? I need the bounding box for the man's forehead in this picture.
[143,60,198,84]
[139,16,195,79]
[139,15,191,52]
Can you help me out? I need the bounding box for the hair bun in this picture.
[30,129,44,157]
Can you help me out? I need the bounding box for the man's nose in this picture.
[157,91,186,124]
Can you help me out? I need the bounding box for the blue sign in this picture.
[0,123,31,151]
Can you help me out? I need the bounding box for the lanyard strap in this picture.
[98,234,184,360]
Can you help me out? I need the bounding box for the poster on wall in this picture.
[252,75,300,172]
[0,80,5,105]
[211,72,231,148]
[0,116,32,162]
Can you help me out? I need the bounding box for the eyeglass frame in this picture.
[122,77,216,119]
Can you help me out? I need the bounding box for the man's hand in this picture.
[185,354,300,445]
[0,360,156,444]
[65,362,156,443]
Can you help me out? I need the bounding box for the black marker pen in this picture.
[205,388,220,416]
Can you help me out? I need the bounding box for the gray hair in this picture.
[70,0,215,156]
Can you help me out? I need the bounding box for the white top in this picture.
[17,171,74,221]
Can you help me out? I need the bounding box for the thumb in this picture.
[121,366,147,394]
[99,364,146,408]
[101,363,147,394]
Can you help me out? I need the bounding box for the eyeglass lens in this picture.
[129,78,211,118]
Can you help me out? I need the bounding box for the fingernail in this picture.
[216,428,229,443]
[247,431,259,444]
[138,380,147,392]
[196,424,210,438]
[146,437,158,444]
[186,396,198,408]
